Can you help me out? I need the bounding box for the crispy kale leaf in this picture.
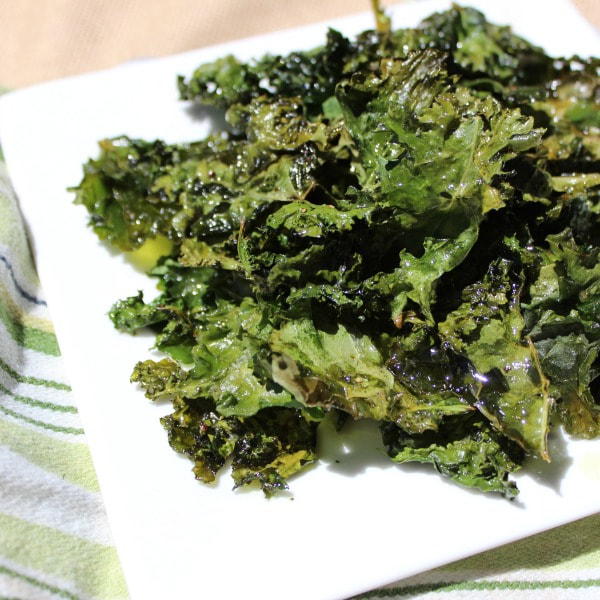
[74,4,600,497]
[160,397,318,497]
[381,413,524,498]
[438,258,551,459]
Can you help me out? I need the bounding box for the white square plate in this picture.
[1,1,599,599]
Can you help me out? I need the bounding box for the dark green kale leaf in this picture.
[178,29,354,117]
[229,407,319,495]
[413,4,555,86]
[535,333,600,439]
[177,5,567,116]
[177,27,412,120]
[381,413,524,498]
[72,137,218,251]
[161,396,318,496]
[520,229,600,438]
[438,258,552,459]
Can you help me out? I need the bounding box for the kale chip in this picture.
[74,4,600,498]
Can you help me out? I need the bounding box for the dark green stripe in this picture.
[0,564,81,600]
[0,254,47,306]
[0,381,77,413]
[0,404,84,435]
[0,355,71,391]
[358,578,600,598]
[0,300,60,356]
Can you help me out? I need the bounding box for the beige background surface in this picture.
[0,0,598,89]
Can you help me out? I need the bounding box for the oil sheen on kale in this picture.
[72,4,600,498]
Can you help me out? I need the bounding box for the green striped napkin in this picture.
[0,148,129,599]
[0,103,598,600]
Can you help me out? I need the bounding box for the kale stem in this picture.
[370,0,391,34]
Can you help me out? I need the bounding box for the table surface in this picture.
[0,0,598,88]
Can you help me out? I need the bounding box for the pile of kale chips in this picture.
[73,4,600,498]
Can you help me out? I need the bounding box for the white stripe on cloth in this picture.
[0,319,71,385]
[0,368,75,410]
[0,447,113,546]
[0,393,82,432]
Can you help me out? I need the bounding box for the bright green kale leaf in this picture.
[120,288,299,417]
[269,318,404,421]
[269,319,471,434]
[337,49,542,213]
[109,290,170,332]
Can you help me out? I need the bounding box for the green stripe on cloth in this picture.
[359,578,600,597]
[0,355,71,391]
[0,564,81,600]
[0,418,99,491]
[1,95,128,600]
[356,511,600,598]
[0,381,76,413]
[0,298,60,356]
[0,514,128,600]
[0,404,84,435]
[436,512,600,575]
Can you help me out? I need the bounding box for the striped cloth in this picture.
[359,513,600,598]
[0,141,129,599]
[0,103,599,600]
